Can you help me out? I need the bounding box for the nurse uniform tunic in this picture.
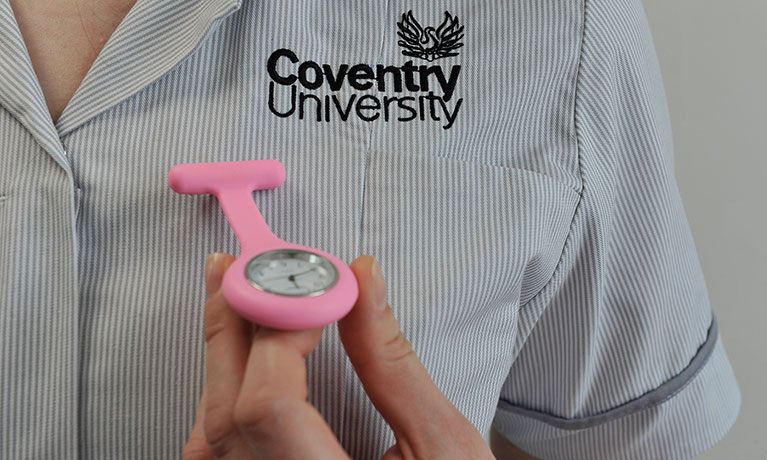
[0,0,740,459]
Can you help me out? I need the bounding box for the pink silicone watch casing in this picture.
[168,160,359,330]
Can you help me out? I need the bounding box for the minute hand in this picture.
[259,268,315,283]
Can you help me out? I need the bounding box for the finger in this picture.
[233,326,351,459]
[202,253,255,458]
[182,386,213,460]
[205,253,224,300]
[381,444,405,460]
[337,256,477,444]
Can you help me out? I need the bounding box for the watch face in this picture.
[245,249,339,297]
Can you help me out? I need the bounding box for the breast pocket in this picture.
[358,147,580,420]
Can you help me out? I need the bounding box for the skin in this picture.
[490,426,538,459]
[184,253,511,459]
[7,0,137,123]
[9,3,540,458]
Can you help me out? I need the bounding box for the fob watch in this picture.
[168,160,359,330]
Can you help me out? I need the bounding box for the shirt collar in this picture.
[0,0,242,165]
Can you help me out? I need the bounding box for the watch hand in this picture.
[288,274,301,289]
[259,268,310,283]
[257,268,316,285]
[259,274,287,282]
[292,269,316,278]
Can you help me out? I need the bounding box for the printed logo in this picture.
[266,11,464,130]
[397,10,464,62]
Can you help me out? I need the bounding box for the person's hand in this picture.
[182,252,496,460]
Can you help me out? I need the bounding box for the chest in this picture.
[0,2,585,456]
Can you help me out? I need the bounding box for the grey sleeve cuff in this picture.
[492,317,741,460]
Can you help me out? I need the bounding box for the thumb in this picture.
[337,256,466,443]
[205,252,232,300]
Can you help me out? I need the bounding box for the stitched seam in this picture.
[518,0,587,312]
[496,314,720,431]
[346,0,392,448]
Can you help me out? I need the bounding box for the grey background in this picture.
[484,1,766,458]
[643,1,766,458]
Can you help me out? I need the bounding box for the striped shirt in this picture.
[0,0,740,459]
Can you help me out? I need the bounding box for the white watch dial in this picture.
[245,249,338,297]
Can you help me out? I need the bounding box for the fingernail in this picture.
[205,253,226,297]
[205,253,223,277]
[371,257,386,311]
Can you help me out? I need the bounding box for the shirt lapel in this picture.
[0,0,242,164]
[0,0,68,168]
[56,0,242,137]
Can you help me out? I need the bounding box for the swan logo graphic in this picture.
[396,10,465,62]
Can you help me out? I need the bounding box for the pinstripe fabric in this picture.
[0,0,739,459]
[492,0,741,458]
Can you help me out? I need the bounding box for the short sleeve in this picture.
[491,0,741,459]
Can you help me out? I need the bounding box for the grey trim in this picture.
[497,314,719,430]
